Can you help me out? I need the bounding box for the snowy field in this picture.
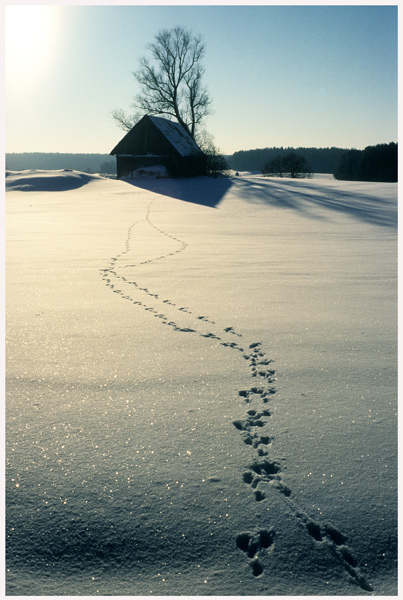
[5,170,397,595]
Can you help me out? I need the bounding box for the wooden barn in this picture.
[110,115,206,179]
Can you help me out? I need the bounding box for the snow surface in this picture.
[5,170,397,595]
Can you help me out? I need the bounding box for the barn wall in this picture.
[116,156,174,179]
[116,154,207,179]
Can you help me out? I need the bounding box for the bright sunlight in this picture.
[5,5,61,89]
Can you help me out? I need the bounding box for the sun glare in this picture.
[6,5,61,88]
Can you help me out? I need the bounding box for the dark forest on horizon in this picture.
[5,142,397,182]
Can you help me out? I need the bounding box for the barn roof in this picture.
[148,116,202,157]
[110,115,203,157]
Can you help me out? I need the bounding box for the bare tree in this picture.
[110,108,143,132]
[283,152,312,178]
[262,152,312,178]
[262,155,285,178]
[112,26,212,139]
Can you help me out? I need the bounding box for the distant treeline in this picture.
[334,142,397,182]
[6,149,345,176]
[6,153,116,175]
[6,143,397,182]
[228,146,346,174]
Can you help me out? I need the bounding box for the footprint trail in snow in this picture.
[100,196,373,593]
[234,342,372,591]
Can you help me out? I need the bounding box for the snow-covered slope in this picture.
[5,171,397,595]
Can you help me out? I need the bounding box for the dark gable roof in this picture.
[149,116,202,157]
[110,115,203,157]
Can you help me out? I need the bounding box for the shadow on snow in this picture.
[124,176,233,208]
[233,176,397,228]
[124,175,396,228]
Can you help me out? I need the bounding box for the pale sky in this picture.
[4,3,398,155]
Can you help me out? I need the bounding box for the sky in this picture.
[4,2,398,155]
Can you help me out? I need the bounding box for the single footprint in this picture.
[202,332,221,340]
[236,529,275,576]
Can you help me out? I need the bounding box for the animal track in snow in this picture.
[236,529,275,577]
[100,198,241,338]
[101,197,373,592]
[233,342,373,591]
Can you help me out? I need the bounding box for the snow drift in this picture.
[5,170,397,595]
[5,169,102,191]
